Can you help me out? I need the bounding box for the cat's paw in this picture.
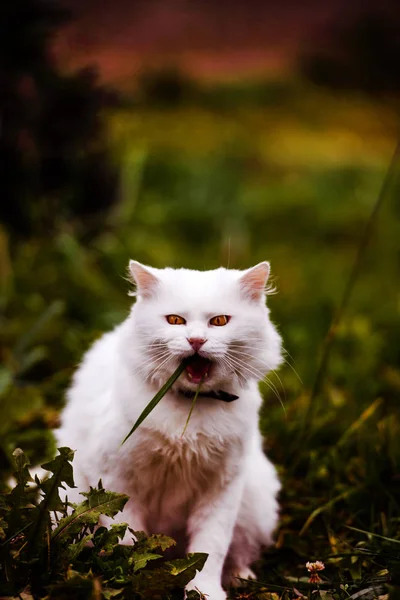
[185,579,227,600]
[225,566,256,588]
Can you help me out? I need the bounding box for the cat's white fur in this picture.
[56,261,283,600]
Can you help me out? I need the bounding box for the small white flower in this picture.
[306,561,325,573]
[306,561,325,584]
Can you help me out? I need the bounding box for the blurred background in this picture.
[1,0,400,582]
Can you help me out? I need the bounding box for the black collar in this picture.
[178,389,239,403]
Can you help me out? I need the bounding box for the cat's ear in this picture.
[128,260,159,298]
[239,261,271,302]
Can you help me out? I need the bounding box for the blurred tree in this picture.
[0,0,118,237]
[300,12,400,97]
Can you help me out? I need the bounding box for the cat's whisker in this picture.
[226,353,286,413]
[133,351,172,377]
[229,342,302,386]
[133,342,169,349]
[133,352,168,370]
[227,356,265,382]
[230,341,299,368]
[149,359,175,385]
[136,350,171,366]
[225,357,260,389]
[219,356,250,387]
[150,353,175,380]
[231,342,298,373]
[140,358,169,382]
[229,350,286,402]
[143,346,169,354]
[134,362,168,380]
[229,343,278,351]
[135,343,168,348]
[231,354,282,401]
[228,348,278,377]
[263,379,287,415]
[217,355,242,381]
[135,334,168,343]
[280,357,303,384]
[264,370,286,403]
[281,345,296,363]
[225,353,264,382]
[280,349,303,384]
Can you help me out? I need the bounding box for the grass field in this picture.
[1,80,400,598]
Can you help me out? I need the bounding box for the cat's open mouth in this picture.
[185,354,212,384]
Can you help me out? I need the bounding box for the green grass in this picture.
[1,80,400,598]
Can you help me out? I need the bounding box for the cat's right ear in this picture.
[128,260,159,299]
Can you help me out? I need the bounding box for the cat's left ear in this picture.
[239,261,270,302]
[128,260,160,298]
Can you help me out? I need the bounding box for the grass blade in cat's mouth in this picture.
[185,354,212,383]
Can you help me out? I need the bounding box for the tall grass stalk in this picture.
[121,359,189,444]
[300,140,400,438]
[181,379,204,437]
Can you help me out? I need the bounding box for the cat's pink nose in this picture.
[187,337,207,352]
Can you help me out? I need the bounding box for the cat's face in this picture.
[128,262,282,392]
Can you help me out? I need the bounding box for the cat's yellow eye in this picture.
[209,315,230,326]
[166,314,186,325]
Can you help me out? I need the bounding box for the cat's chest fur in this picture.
[121,428,241,498]
[115,428,243,531]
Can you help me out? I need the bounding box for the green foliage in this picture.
[0,449,207,599]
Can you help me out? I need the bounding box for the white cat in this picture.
[56,261,283,600]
